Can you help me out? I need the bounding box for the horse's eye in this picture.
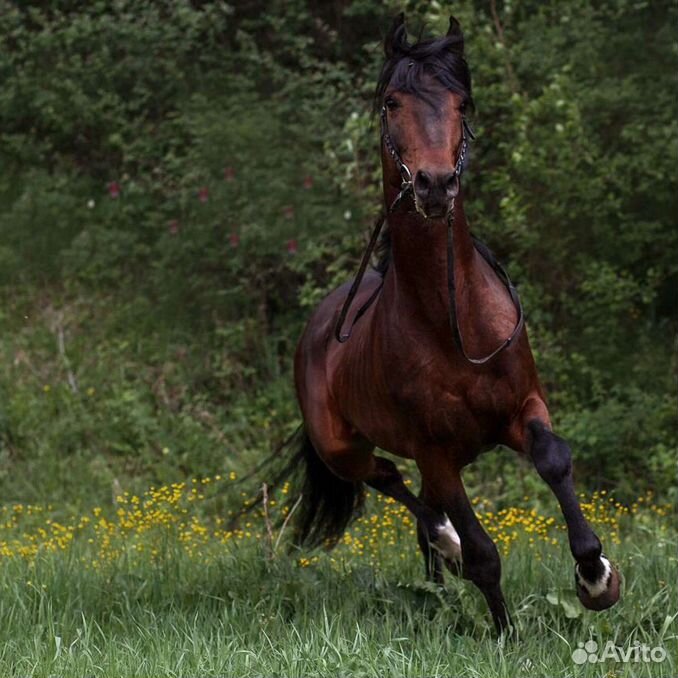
[385,97,399,111]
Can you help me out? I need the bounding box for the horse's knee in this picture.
[527,419,572,486]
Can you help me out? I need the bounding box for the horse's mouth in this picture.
[414,197,452,220]
[416,205,450,221]
[424,208,449,219]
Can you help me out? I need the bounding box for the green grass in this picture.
[1,483,676,678]
[1,291,675,677]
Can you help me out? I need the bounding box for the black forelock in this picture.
[375,33,474,113]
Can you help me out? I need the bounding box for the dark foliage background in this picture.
[0,0,675,510]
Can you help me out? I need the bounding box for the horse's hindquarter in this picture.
[295,271,429,458]
[294,273,389,455]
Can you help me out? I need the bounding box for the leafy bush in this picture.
[0,0,675,506]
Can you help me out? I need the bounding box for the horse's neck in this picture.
[384,200,517,353]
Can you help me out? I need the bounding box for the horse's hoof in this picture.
[575,556,621,611]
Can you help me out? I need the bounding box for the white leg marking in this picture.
[576,555,612,597]
[433,516,462,562]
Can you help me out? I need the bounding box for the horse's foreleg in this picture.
[513,400,621,611]
[365,457,458,584]
[418,479,463,582]
[418,457,511,634]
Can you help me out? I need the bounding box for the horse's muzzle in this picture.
[414,169,459,219]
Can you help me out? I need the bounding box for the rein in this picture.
[334,105,524,364]
[446,223,525,365]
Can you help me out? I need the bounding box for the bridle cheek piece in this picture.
[335,104,524,365]
[379,104,473,214]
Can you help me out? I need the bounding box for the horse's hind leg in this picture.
[417,453,511,634]
[364,457,461,584]
[509,399,621,611]
[302,389,460,580]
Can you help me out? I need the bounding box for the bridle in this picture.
[379,102,473,213]
[334,101,525,365]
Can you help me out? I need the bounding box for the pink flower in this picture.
[286,239,298,254]
[303,175,314,190]
[198,186,209,203]
[224,166,236,182]
[108,181,121,199]
[168,219,180,235]
[229,232,240,248]
[282,205,295,220]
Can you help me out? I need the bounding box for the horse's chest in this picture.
[384,358,519,447]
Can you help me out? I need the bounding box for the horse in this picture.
[286,14,620,633]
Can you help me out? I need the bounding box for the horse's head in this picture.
[377,14,473,220]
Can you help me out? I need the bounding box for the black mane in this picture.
[373,25,474,277]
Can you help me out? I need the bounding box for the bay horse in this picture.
[288,14,620,633]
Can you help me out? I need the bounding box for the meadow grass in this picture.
[0,477,676,677]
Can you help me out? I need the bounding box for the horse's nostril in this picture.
[444,172,459,196]
[414,170,432,196]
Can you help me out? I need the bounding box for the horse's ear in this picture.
[385,12,409,58]
[446,16,464,55]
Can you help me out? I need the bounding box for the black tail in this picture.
[294,428,364,548]
[232,425,364,548]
